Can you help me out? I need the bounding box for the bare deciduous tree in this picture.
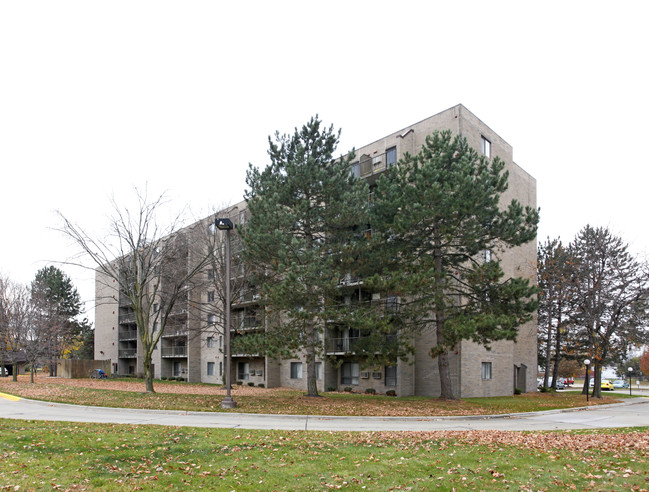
[58,189,211,393]
[1,279,34,381]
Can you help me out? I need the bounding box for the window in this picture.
[153,303,159,313]
[239,210,246,225]
[315,362,322,380]
[219,335,223,348]
[385,365,397,387]
[219,361,223,376]
[290,362,303,379]
[208,222,216,235]
[350,161,360,178]
[206,336,215,348]
[208,314,217,325]
[238,362,249,380]
[481,136,491,158]
[341,362,359,385]
[482,362,492,380]
[207,291,215,302]
[207,362,215,376]
[482,249,492,263]
[386,147,397,168]
[207,268,215,280]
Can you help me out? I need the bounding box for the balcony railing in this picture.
[233,290,261,305]
[325,336,365,354]
[118,349,137,358]
[161,346,188,358]
[118,329,138,341]
[162,326,188,337]
[118,313,136,324]
[325,333,398,355]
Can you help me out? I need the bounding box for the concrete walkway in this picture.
[1,394,648,431]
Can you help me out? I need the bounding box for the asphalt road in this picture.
[1,394,648,431]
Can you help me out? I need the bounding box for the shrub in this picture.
[514,387,522,395]
[386,390,397,397]
[161,376,167,381]
[365,388,376,395]
[248,382,255,387]
[177,377,185,382]
[539,386,549,393]
[257,383,265,388]
[327,386,336,392]
[344,387,353,393]
[236,381,243,386]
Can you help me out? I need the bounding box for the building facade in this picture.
[95,104,537,397]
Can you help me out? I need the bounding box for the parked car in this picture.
[612,379,629,389]
[601,380,614,391]
[564,377,574,385]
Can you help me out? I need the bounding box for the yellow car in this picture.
[601,380,614,391]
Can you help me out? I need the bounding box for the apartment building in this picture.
[95,104,537,397]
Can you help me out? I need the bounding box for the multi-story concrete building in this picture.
[95,104,537,397]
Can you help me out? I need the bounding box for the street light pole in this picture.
[584,358,591,403]
[628,367,633,397]
[216,218,237,409]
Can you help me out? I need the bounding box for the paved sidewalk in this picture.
[1,394,648,431]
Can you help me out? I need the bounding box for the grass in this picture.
[1,419,648,490]
[0,376,628,416]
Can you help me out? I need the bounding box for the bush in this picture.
[248,382,255,387]
[176,377,185,382]
[327,386,336,392]
[514,387,522,395]
[257,383,265,388]
[365,388,376,395]
[236,381,243,386]
[161,376,167,381]
[539,386,549,393]
[344,387,353,393]
[386,390,397,397]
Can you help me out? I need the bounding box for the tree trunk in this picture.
[305,324,319,397]
[591,362,602,399]
[143,356,155,393]
[436,318,455,400]
[551,320,562,390]
[543,319,552,388]
[12,363,17,382]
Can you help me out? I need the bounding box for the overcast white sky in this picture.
[1,1,648,321]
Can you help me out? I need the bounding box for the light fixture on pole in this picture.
[628,367,633,397]
[216,217,237,409]
[584,359,591,403]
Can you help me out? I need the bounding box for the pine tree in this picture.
[369,130,538,399]
[241,116,368,396]
[537,238,574,390]
[31,266,83,374]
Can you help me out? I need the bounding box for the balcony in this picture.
[233,289,261,306]
[118,313,136,325]
[118,329,138,341]
[118,349,137,358]
[161,346,188,358]
[325,336,365,354]
[325,333,398,355]
[162,326,188,338]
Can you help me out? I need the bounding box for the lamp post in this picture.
[584,359,591,403]
[628,367,633,397]
[216,218,237,409]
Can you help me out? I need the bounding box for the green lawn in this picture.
[1,420,647,490]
